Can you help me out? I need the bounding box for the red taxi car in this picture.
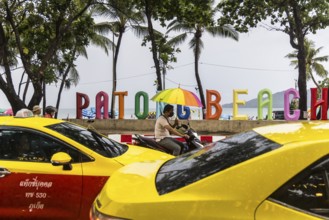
[0,116,172,219]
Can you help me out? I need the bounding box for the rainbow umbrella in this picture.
[151,88,203,107]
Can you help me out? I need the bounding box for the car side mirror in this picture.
[51,152,72,171]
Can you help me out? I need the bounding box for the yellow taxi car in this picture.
[91,122,329,220]
[0,116,172,220]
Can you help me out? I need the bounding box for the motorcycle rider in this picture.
[155,104,189,156]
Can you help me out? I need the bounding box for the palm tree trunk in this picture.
[42,79,46,115]
[285,2,308,119]
[291,3,307,119]
[194,32,206,119]
[55,65,72,119]
[144,0,162,91]
[111,31,123,119]
[56,74,67,119]
[309,72,320,91]
[22,77,30,103]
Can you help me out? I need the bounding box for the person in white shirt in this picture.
[155,104,189,156]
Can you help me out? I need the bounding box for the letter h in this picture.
[310,88,328,120]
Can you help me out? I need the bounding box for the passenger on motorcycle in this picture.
[155,104,189,156]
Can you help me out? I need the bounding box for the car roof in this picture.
[254,121,329,145]
[0,116,62,128]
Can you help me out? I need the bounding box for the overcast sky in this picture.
[1,24,329,110]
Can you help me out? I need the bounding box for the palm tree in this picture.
[166,3,238,118]
[286,39,329,119]
[286,39,328,90]
[53,21,113,118]
[93,0,146,118]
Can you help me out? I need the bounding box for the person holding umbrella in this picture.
[155,104,189,156]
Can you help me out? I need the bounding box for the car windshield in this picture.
[155,130,281,195]
[46,122,128,158]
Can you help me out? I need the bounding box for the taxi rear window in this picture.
[155,131,281,195]
[47,122,128,158]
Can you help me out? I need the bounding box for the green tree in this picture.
[166,0,238,118]
[134,0,165,92]
[286,39,328,91]
[53,23,112,119]
[0,0,95,114]
[217,0,329,119]
[142,31,181,90]
[132,0,215,93]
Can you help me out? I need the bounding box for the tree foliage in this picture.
[217,0,329,118]
[92,0,145,118]
[0,0,95,113]
[286,39,328,90]
[166,0,238,118]
[132,0,215,92]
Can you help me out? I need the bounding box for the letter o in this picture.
[135,92,149,119]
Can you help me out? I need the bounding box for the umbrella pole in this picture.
[162,66,166,90]
[156,102,165,119]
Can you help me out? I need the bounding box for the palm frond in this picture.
[167,20,178,30]
[167,33,188,46]
[290,60,298,69]
[90,34,114,56]
[93,21,117,35]
[64,66,80,89]
[69,66,79,86]
[312,55,328,63]
[206,25,239,41]
[285,52,298,59]
[76,46,88,59]
[130,25,151,38]
[91,4,118,20]
[313,63,328,78]
[166,23,194,34]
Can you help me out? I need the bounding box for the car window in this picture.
[0,129,84,163]
[47,122,128,158]
[270,157,329,218]
[155,131,281,195]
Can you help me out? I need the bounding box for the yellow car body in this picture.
[0,116,172,220]
[92,122,329,220]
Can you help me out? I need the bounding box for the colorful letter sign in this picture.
[310,88,328,120]
[233,89,248,120]
[284,88,300,120]
[95,91,109,119]
[257,89,273,120]
[206,90,222,120]
[76,92,90,119]
[75,87,329,121]
[114,91,128,119]
[135,91,149,119]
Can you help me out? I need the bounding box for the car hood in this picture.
[113,144,173,166]
[96,160,164,207]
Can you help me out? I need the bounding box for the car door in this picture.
[0,129,83,220]
[255,157,329,220]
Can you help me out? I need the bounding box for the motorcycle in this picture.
[133,122,204,155]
